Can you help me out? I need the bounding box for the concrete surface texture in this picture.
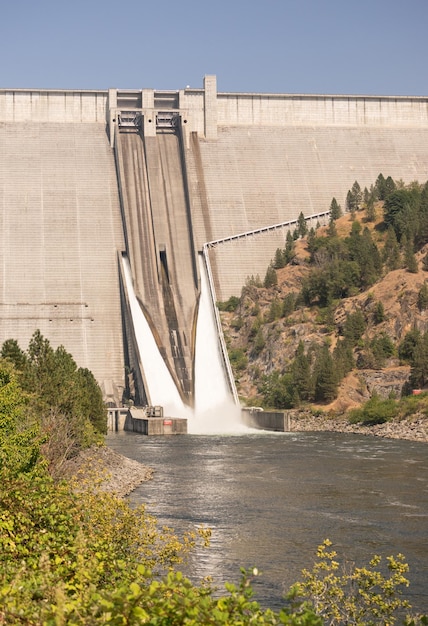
[0,121,125,403]
[0,76,427,403]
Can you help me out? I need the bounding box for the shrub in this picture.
[264,264,278,288]
[288,540,415,626]
[217,296,240,312]
[228,348,248,372]
[348,395,398,425]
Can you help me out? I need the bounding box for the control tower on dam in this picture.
[0,76,427,406]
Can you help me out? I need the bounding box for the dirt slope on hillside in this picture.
[220,211,428,413]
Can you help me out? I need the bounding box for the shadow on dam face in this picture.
[116,120,197,405]
[116,117,235,410]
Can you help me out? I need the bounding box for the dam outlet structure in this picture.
[1,76,428,411]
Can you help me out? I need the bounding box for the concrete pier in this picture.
[241,408,290,432]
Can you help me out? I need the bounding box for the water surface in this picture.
[107,431,428,612]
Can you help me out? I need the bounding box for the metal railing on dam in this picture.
[204,211,331,249]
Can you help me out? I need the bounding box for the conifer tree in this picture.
[330,197,342,220]
[346,190,356,219]
[1,339,27,371]
[405,238,418,273]
[326,218,337,237]
[366,196,376,222]
[297,211,308,238]
[273,247,286,269]
[284,230,296,263]
[398,328,422,363]
[383,226,401,271]
[333,338,354,378]
[282,292,296,317]
[409,332,428,389]
[416,181,428,248]
[351,180,362,209]
[417,282,428,311]
[374,173,387,200]
[343,310,366,345]
[373,301,385,324]
[291,341,311,402]
[263,264,277,288]
[313,345,338,402]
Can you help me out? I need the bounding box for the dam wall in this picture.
[1,76,428,401]
[0,119,125,403]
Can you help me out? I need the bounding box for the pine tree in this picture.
[366,196,376,222]
[373,301,385,324]
[273,247,286,269]
[416,181,428,248]
[291,341,311,402]
[333,338,354,378]
[417,282,428,311]
[405,238,418,273]
[409,332,428,389]
[351,180,362,210]
[346,190,356,218]
[297,211,308,238]
[383,226,401,271]
[282,292,296,317]
[313,345,338,402]
[398,328,422,363]
[327,218,337,237]
[284,230,296,263]
[330,197,342,220]
[1,338,27,371]
[343,310,366,345]
[263,264,278,288]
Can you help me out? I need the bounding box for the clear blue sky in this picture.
[1,0,427,96]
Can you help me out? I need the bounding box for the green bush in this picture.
[229,348,248,372]
[288,539,418,626]
[217,296,240,312]
[348,395,398,425]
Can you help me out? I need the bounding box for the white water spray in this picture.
[122,254,246,433]
[190,255,244,434]
[121,256,189,418]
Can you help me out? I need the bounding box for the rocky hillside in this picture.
[219,207,428,414]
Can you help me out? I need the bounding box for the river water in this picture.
[107,431,428,613]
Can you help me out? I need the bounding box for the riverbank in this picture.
[61,445,153,497]
[290,412,428,442]
[63,416,427,498]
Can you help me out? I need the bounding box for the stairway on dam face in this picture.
[116,126,199,406]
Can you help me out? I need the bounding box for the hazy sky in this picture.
[1,0,426,95]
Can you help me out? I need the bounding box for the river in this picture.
[106,430,428,613]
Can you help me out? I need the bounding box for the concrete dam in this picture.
[1,75,428,408]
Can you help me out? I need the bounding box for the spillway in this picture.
[115,114,200,406]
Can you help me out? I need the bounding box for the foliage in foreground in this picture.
[288,539,423,626]
[1,360,427,624]
[1,331,107,473]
